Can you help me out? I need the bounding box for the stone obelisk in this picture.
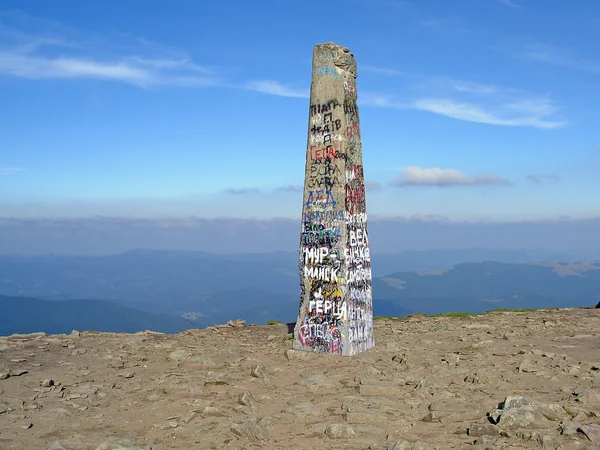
[293,42,374,356]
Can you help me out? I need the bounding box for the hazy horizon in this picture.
[1,215,599,256]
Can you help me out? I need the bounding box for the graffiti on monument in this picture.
[296,44,374,356]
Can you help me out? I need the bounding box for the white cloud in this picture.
[409,213,452,223]
[359,76,565,129]
[413,98,565,129]
[0,14,218,88]
[222,188,261,195]
[408,76,566,129]
[525,174,560,184]
[392,166,510,187]
[365,180,382,191]
[521,44,600,74]
[453,82,498,94]
[0,12,568,132]
[0,48,216,87]
[0,167,23,175]
[362,65,404,76]
[277,185,302,193]
[244,80,308,98]
[0,29,312,97]
[359,92,408,109]
[502,98,557,116]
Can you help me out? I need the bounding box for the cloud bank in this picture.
[392,166,510,187]
[244,80,308,98]
[1,216,599,256]
[222,188,261,195]
[413,98,564,129]
[525,174,561,184]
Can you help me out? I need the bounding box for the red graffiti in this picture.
[343,123,360,141]
[345,184,365,214]
[310,145,336,160]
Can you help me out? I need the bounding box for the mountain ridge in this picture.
[1,250,598,331]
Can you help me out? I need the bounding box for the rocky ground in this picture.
[1,308,599,450]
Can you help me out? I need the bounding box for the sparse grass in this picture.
[377,306,576,322]
[405,313,426,318]
[485,308,538,313]
[429,311,473,318]
[402,308,560,319]
[266,320,281,325]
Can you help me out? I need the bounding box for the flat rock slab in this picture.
[357,384,405,396]
[581,425,600,443]
[344,411,393,424]
[324,423,356,439]
[94,438,152,450]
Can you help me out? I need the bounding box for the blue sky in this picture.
[1,0,599,223]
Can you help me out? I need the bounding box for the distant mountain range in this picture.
[0,294,189,336]
[373,260,600,315]
[0,249,598,334]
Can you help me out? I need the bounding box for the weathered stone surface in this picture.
[167,349,190,361]
[45,434,87,450]
[238,391,258,410]
[251,363,268,380]
[357,383,404,396]
[575,390,600,407]
[473,435,502,447]
[284,349,309,361]
[230,419,269,441]
[202,406,228,417]
[299,371,334,388]
[501,395,534,409]
[179,411,196,423]
[383,440,434,450]
[8,332,46,339]
[344,411,390,424]
[498,406,553,429]
[0,308,599,449]
[324,423,355,439]
[468,424,501,437]
[190,354,217,367]
[516,431,563,449]
[284,398,316,415]
[581,425,600,443]
[561,420,582,436]
[293,42,374,356]
[489,395,568,430]
[94,438,151,450]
